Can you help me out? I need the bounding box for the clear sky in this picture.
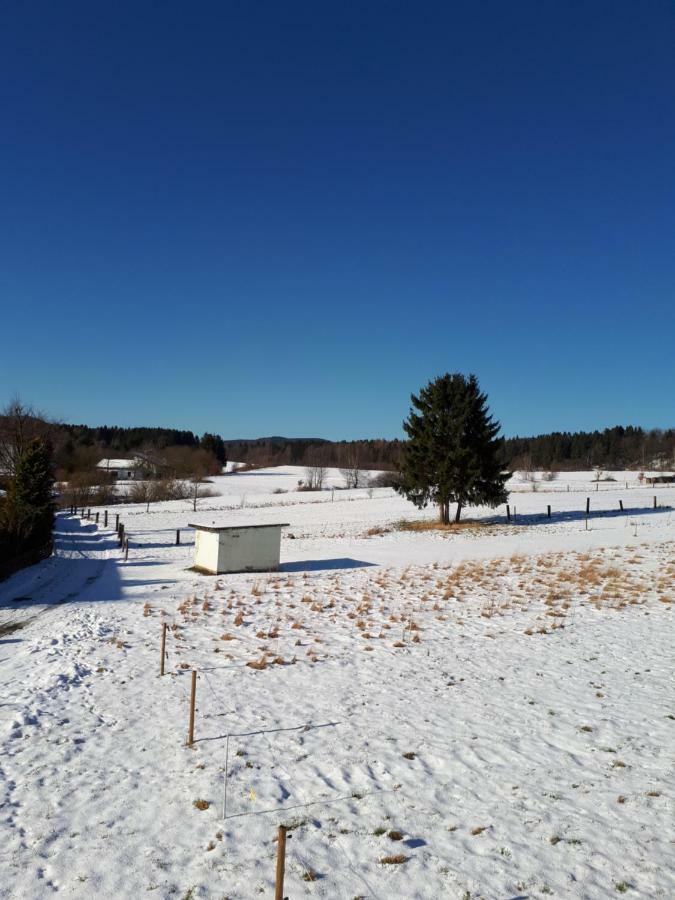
[1,1,673,440]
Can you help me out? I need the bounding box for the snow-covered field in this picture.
[1,467,673,899]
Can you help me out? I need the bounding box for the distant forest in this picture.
[224,426,674,472]
[51,424,226,476]
[39,423,675,476]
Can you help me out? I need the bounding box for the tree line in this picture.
[55,423,227,475]
[224,426,674,473]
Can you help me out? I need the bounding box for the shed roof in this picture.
[188,522,290,533]
[96,458,137,469]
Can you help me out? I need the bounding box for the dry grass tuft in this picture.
[380,854,408,865]
[193,799,210,810]
[246,655,268,670]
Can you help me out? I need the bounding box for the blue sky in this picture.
[1,1,673,440]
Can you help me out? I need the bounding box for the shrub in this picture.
[370,470,402,489]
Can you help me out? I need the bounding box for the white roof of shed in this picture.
[96,458,137,469]
[188,522,290,532]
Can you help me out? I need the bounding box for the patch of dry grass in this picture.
[396,519,495,533]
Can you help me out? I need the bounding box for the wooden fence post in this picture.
[506,504,510,522]
[95,512,99,524]
[654,495,657,509]
[104,510,108,527]
[275,825,288,900]
[619,499,623,511]
[187,670,197,746]
[160,622,167,676]
[547,504,551,518]
[124,538,129,561]
[586,497,590,516]
[176,529,180,545]
[115,513,119,531]
[119,523,125,546]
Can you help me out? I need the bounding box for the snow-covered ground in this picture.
[1,467,673,898]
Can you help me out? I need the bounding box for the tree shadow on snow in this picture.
[280,558,376,573]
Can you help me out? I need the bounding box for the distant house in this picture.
[96,453,171,481]
[96,458,142,481]
[645,473,675,485]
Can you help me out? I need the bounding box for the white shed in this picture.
[189,523,290,575]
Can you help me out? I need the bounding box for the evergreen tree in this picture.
[397,373,508,524]
[200,432,227,466]
[5,438,55,553]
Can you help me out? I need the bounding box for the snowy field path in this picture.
[0,516,122,639]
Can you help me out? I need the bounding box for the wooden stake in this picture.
[187,670,197,746]
[124,538,129,561]
[160,622,167,676]
[104,510,108,527]
[275,825,288,900]
[506,504,510,522]
[223,734,230,819]
[619,499,623,511]
[586,497,590,515]
[547,504,551,518]
[654,495,657,509]
[115,513,119,531]
[95,512,99,524]
[176,529,180,545]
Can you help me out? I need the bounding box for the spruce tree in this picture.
[5,438,55,554]
[397,373,508,524]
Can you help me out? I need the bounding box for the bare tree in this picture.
[0,398,53,478]
[340,445,365,489]
[188,458,217,511]
[304,465,327,491]
[128,479,164,512]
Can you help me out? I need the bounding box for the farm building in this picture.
[96,458,142,481]
[645,473,675,485]
[96,452,170,481]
